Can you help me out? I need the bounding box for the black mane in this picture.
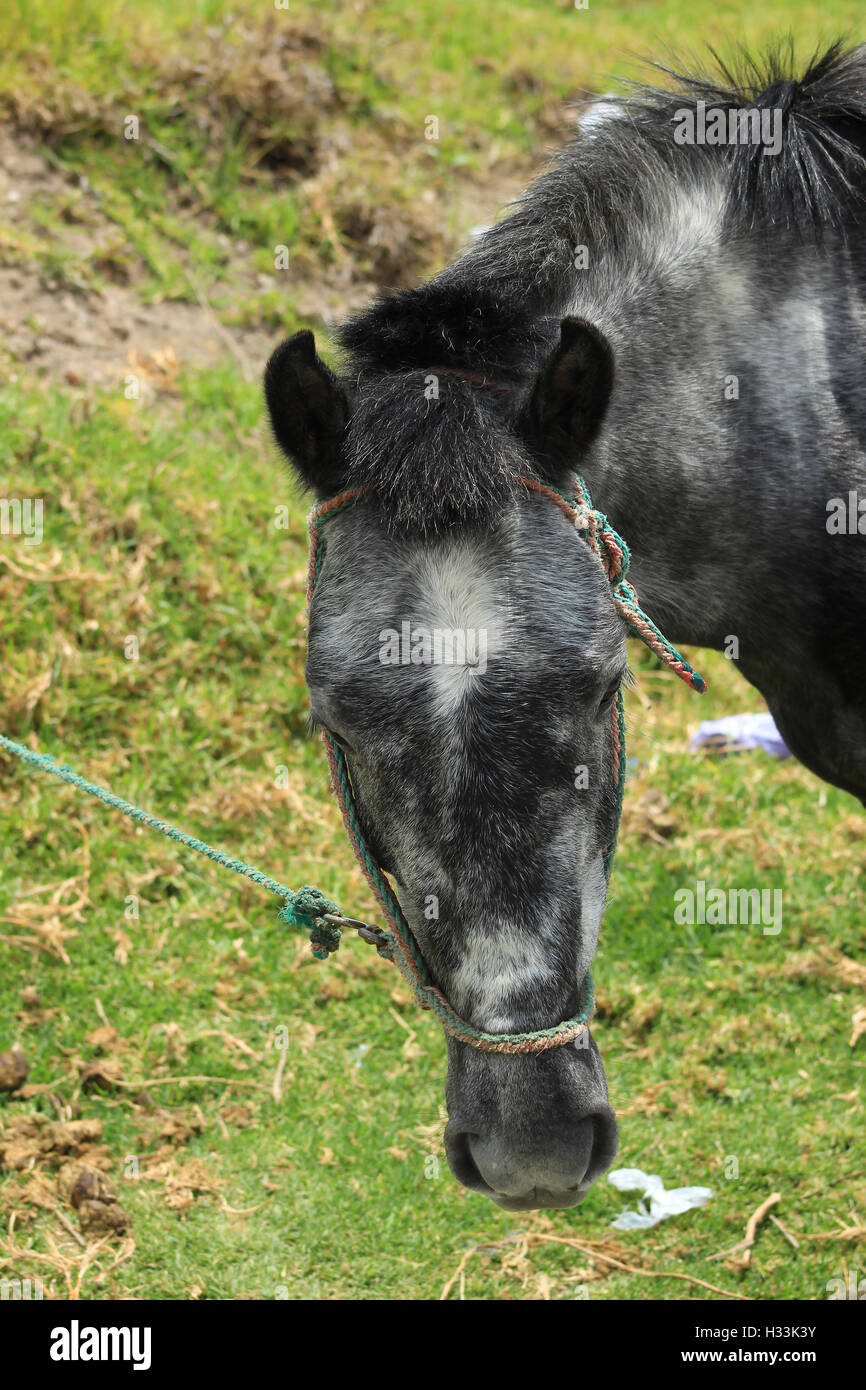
[340,40,866,367]
[623,40,866,234]
[333,41,866,532]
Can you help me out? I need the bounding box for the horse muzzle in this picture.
[443,1032,618,1209]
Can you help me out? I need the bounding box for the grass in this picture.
[0,0,864,1302]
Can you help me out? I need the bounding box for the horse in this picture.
[264,42,866,1210]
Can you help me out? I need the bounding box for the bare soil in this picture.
[0,128,530,388]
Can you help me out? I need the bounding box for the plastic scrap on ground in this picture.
[690,712,790,759]
[607,1168,713,1230]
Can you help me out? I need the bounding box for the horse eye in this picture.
[598,679,621,712]
[326,729,354,754]
[308,710,353,752]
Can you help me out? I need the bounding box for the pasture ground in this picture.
[1,0,864,1301]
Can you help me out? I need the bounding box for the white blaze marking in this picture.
[414,542,505,718]
[450,920,559,1033]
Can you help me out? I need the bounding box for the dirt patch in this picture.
[0,129,276,384]
[0,125,375,385]
[0,123,530,387]
[0,267,261,386]
[0,4,574,390]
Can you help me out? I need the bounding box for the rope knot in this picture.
[278,885,342,959]
[598,517,630,587]
[571,498,630,589]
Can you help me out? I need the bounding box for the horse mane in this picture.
[621,39,866,236]
[334,40,866,532]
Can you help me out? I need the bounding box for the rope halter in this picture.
[307,474,705,1054]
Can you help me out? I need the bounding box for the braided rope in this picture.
[518,476,707,693]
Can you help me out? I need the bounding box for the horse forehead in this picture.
[335,514,609,639]
[309,512,623,711]
[412,537,504,628]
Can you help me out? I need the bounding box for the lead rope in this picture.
[306,475,705,1053]
[0,732,346,958]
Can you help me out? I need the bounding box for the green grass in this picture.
[1,0,865,1302]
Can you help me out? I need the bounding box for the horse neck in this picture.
[568,232,866,654]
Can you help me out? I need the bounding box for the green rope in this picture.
[0,733,343,960]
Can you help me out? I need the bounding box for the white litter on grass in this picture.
[690,712,790,759]
[607,1169,713,1230]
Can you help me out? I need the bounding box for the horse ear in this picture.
[264,330,351,494]
[522,317,614,457]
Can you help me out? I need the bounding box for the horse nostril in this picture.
[584,1107,619,1187]
[444,1108,618,1208]
[444,1129,488,1193]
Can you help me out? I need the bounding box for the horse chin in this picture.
[444,1116,616,1211]
[487,1185,591,1212]
[449,1157,596,1209]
